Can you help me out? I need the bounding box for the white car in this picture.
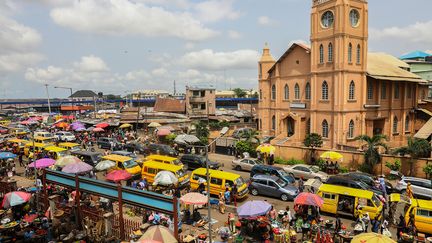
[55,131,76,142]
[34,131,54,139]
[283,164,329,182]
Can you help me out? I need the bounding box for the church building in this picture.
[258,0,428,149]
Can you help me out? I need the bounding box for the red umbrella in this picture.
[106,170,132,182]
[156,128,171,136]
[96,122,109,128]
[294,192,324,207]
[93,127,104,132]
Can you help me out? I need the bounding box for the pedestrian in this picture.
[362,213,370,232]
[286,206,293,225]
[269,153,274,165]
[224,188,231,205]
[298,177,304,193]
[197,182,205,194]
[381,219,389,234]
[218,192,225,214]
[18,153,24,167]
[231,183,238,207]
[335,214,341,233]
[397,215,405,241]
[269,206,277,221]
[228,212,236,233]
[371,215,380,233]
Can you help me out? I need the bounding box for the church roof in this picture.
[367,53,425,83]
[268,43,310,73]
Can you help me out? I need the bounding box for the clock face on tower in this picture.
[321,11,334,28]
[350,9,360,27]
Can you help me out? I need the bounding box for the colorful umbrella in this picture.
[180,192,207,205]
[256,144,276,154]
[156,128,171,136]
[55,155,82,167]
[75,127,86,132]
[352,233,396,243]
[55,122,69,129]
[153,171,178,186]
[28,158,56,168]
[320,151,343,161]
[0,152,17,160]
[139,225,177,243]
[94,127,105,132]
[106,170,132,182]
[95,160,116,171]
[93,127,104,132]
[95,122,109,128]
[2,191,32,208]
[294,192,324,207]
[62,161,93,174]
[119,123,132,129]
[237,200,272,218]
[148,122,162,128]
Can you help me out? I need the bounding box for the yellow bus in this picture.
[44,146,68,160]
[102,154,141,179]
[141,161,189,188]
[58,142,81,151]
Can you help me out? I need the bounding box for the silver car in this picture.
[249,175,298,201]
[283,164,328,182]
[232,158,262,171]
[395,176,432,199]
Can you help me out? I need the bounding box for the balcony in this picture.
[189,97,206,103]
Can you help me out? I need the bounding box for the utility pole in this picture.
[173,80,176,95]
[44,84,52,118]
[136,92,141,133]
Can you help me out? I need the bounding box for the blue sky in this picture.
[1,0,431,98]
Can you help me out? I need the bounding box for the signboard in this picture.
[290,103,307,109]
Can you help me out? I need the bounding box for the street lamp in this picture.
[44,84,52,119]
[54,86,74,115]
[203,126,229,243]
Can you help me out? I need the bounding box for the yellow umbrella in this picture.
[320,151,343,161]
[256,144,276,154]
[119,123,132,129]
[352,233,396,243]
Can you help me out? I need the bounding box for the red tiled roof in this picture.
[154,98,185,113]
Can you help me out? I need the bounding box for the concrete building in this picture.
[401,51,432,99]
[69,90,97,101]
[258,0,428,149]
[185,86,216,118]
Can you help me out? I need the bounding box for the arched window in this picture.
[322,81,329,100]
[356,44,361,64]
[349,81,355,100]
[322,120,329,138]
[271,116,276,130]
[367,81,373,100]
[328,43,333,62]
[306,119,311,135]
[393,116,398,134]
[305,82,311,100]
[271,85,276,100]
[319,44,324,64]
[348,120,354,138]
[259,89,262,100]
[381,83,387,99]
[405,115,410,132]
[284,84,289,100]
[294,83,300,100]
[348,43,353,63]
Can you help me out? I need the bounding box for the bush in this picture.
[423,164,432,179]
[274,157,304,165]
[235,141,256,157]
[339,167,349,173]
[358,163,372,174]
[385,159,401,171]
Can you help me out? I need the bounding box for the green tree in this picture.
[235,141,256,156]
[243,129,260,144]
[355,134,388,174]
[304,133,323,164]
[251,92,259,99]
[195,121,209,144]
[393,137,431,176]
[233,88,247,98]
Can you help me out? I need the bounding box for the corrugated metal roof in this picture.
[417,108,432,117]
[367,53,425,83]
[400,51,432,60]
[414,117,432,139]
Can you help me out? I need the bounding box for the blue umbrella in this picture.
[0,152,17,160]
[237,200,272,218]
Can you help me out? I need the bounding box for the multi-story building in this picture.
[258,0,428,149]
[401,51,432,99]
[185,86,216,118]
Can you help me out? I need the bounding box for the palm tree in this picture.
[355,134,388,174]
[304,133,323,164]
[393,137,431,176]
[243,129,260,144]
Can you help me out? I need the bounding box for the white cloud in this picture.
[25,66,64,84]
[73,55,109,73]
[50,0,218,41]
[194,0,241,23]
[180,49,260,70]
[370,21,432,44]
[0,15,43,72]
[135,0,191,9]
[125,69,151,81]
[228,30,242,39]
[257,16,276,26]
[151,67,168,77]
[184,42,195,50]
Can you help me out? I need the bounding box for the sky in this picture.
[1,0,432,99]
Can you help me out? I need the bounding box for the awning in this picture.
[417,108,432,117]
[414,117,432,139]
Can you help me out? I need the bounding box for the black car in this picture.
[123,142,146,154]
[341,172,393,193]
[180,154,220,170]
[144,144,178,157]
[71,150,102,166]
[250,164,296,184]
[326,175,384,195]
[97,137,121,150]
